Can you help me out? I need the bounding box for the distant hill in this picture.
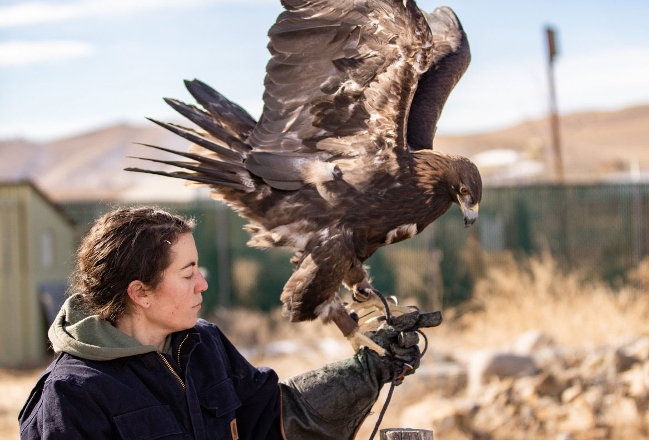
[0,124,198,201]
[435,105,649,183]
[1,105,648,201]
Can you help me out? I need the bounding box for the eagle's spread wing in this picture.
[408,6,470,150]
[243,0,436,192]
[128,1,470,199]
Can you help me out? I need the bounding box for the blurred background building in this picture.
[0,182,75,367]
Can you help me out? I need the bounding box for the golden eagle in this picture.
[127,0,482,355]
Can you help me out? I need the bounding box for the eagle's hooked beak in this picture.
[459,199,479,228]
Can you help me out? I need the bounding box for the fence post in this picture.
[380,428,434,440]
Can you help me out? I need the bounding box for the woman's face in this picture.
[144,233,208,334]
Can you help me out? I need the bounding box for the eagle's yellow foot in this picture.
[346,327,387,356]
[357,316,384,333]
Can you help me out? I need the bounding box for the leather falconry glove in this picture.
[279,310,442,440]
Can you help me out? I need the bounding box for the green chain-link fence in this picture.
[60,183,648,314]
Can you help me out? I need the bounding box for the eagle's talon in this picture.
[353,286,373,302]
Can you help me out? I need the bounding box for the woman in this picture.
[19,206,422,439]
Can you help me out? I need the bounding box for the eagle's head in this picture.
[412,151,482,227]
[448,156,482,227]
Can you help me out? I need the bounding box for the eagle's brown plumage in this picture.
[127,0,482,353]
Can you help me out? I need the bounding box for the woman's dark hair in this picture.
[70,206,195,323]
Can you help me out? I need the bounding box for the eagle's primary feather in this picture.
[126,0,482,353]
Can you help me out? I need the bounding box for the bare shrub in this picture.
[231,258,262,307]
[629,257,649,291]
[447,251,649,348]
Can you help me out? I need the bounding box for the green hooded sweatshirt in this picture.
[48,294,165,361]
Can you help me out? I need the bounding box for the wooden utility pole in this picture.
[545,26,564,182]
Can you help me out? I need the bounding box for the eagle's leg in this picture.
[326,297,387,356]
[282,246,387,356]
[342,316,388,357]
[346,279,420,334]
[347,327,387,356]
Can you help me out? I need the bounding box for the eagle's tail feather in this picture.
[127,82,259,194]
[131,143,244,174]
[146,118,244,163]
[126,156,246,185]
[162,98,252,156]
[123,167,251,191]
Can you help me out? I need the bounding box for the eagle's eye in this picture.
[460,187,469,195]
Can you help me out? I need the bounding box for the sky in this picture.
[0,0,648,142]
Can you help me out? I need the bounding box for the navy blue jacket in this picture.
[19,320,283,439]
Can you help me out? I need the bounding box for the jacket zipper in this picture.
[156,334,189,392]
[177,333,188,372]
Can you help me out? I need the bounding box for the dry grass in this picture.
[630,258,649,291]
[231,258,262,307]
[2,252,648,439]
[440,251,649,349]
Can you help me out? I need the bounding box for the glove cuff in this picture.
[280,349,389,440]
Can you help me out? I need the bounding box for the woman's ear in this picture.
[127,280,151,308]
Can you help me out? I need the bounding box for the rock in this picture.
[614,347,639,373]
[513,376,537,401]
[601,394,639,427]
[472,399,512,432]
[558,395,596,432]
[452,399,481,435]
[620,362,649,399]
[534,396,564,431]
[392,333,649,439]
[478,377,515,407]
[561,348,587,369]
[514,330,554,355]
[399,396,479,435]
[579,349,616,385]
[398,397,442,431]
[561,383,583,404]
[532,346,564,371]
[581,386,605,411]
[410,361,467,397]
[468,350,539,393]
[622,336,649,361]
[534,372,566,400]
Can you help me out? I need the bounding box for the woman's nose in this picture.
[197,269,208,292]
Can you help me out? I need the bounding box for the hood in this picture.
[48,294,159,361]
